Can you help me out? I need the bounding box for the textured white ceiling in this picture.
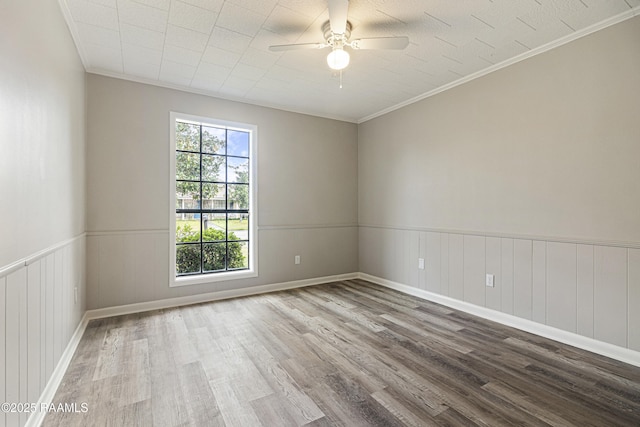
[60,0,640,122]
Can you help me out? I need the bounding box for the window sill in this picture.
[170,269,258,287]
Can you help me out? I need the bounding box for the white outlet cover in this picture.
[418,258,425,270]
[486,274,495,287]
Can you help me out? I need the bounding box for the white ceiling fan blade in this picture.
[269,43,326,52]
[351,37,410,50]
[328,0,349,34]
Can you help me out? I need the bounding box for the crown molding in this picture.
[358,6,640,124]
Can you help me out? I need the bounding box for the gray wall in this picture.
[0,3,86,267]
[358,16,640,351]
[86,75,358,309]
[0,1,87,426]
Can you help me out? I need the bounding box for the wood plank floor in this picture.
[44,280,640,426]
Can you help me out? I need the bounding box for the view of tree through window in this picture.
[174,120,250,276]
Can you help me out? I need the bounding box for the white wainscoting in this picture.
[359,225,640,355]
[85,225,359,310]
[0,236,86,427]
[3,226,638,427]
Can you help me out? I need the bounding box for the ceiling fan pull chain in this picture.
[340,70,343,89]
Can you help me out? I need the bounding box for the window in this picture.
[170,112,257,286]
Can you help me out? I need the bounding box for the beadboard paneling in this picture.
[45,254,55,381]
[440,233,450,297]
[6,270,22,427]
[500,238,515,315]
[366,225,383,280]
[629,249,640,351]
[448,234,464,301]
[418,232,427,291]
[0,236,85,427]
[594,246,628,347]
[19,268,28,427]
[576,244,595,338]
[532,241,547,324]
[86,226,358,310]
[359,226,639,354]
[27,263,42,404]
[463,235,486,307]
[425,232,441,294]
[0,276,5,427]
[485,237,502,311]
[547,242,578,333]
[513,239,533,320]
[404,230,419,289]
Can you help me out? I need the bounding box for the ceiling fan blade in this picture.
[350,36,410,50]
[328,0,349,34]
[269,43,326,52]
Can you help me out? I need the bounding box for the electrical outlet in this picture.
[486,274,495,287]
[74,286,78,304]
[295,255,300,265]
[418,258,425,270]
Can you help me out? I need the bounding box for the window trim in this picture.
[169,111,258,287]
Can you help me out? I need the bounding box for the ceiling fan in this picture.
[268,0,410,72]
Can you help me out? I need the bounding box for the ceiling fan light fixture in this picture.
[327,47,350,70]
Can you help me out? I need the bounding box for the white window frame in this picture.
[169,112,258,287]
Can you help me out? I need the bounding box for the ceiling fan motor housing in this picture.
[322,20,352,46]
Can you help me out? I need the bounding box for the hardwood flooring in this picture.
[44,280,640,426]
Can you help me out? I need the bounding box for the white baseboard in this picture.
[86,273,359,320]
[26,313,90,427]
[358,273,640,368]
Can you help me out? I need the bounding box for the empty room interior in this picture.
[2,0,640,426]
